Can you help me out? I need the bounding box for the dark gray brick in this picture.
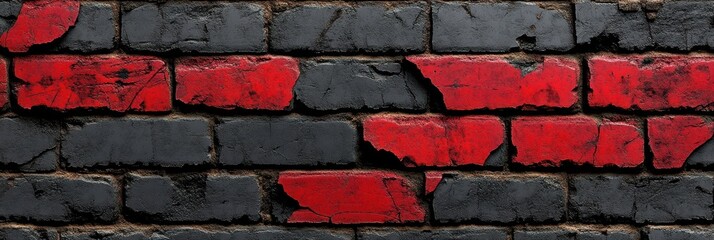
[295,60,428,111]
[645,227,714,240]
[0,228,58,240]
[270,3,426,53]
[651,1,714,51]
[0,176,119,223]
[0,0,20,34]
[124,174,261,223]
[514,229,637,240]
[217,118,357,166]
[63,119,211,168]
[575,1,652,50]
[359,228,509,240]
[63,228,351,240]
[121,2,265,53]
[432,175,565,223]
[0,118,59,172]
[432,2,573,52]
[55,2,116,52]
[569,175,636,222]
[61,231,155,240]
[687,138,714,168]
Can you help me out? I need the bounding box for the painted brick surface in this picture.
[0,0,80,52]
[359,228,509,240]
[0,118,58,172]
[514,229,638,240]
[648,116,714,169]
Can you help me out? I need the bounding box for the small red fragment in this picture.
[0,0,80,52]
[648,116,714,169]
[425,171,446,195]
[175,56,300,110]
[589,56,714,110]
[512,116,644,168]
[0,58,7,107]
[278,171,425,224]
[14,55,171,112]
[363,115,504,167]
[407,55,579,110]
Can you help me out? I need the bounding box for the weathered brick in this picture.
[278,171,425,224]
[0,118,58,172]
[0,0,20,34]
[512,116,644,168]
[175,56,300,111]
[121,2,265,53]
[0,0,80,52]
[14,55,171,112]
[363,115,505,167]
[63,119,211,168]
[0,57,7,108]
[0,175,119,223]
[432,173,565,223]
[432,2,573,52]
[514,228,637,240]
[0,228,58,240]
[124,174,261,223]
[569,175,636,222]
[407,56,579,110]
[295,60,428,111]
[648,116,714,169]
[645,227,714,240]
[55,2,115,52]
[588,56,714,111]
[270,3,426,53]
[63,228,352,240]
[359,228,509,240]
[217,118,356,166]
[575,1,652,50]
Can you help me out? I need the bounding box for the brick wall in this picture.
[1,0,713,239]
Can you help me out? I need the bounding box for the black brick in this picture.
[55,2,116,52]
[0,228,58,240]
[62,228,351,240]
[0,118,59,172]
[359,228,509,240]
[569,175,636,222]
[514,229,637,240]
[645,227,714,240]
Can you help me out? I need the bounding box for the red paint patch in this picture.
[648,116,714,169]
[175,56,300,110]
[363,115,504,167]
[425,171,446,195]
[0,58,7,108]
[14,55,171,112]
[407,55,579,110]
[278,171,425,224]
[512,116,644,168]
[589,56,714,110]
[0,0,80,52]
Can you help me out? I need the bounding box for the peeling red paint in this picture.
[424,171,445,195]
[0,0,80,52]
[0,58,7,108]
[648,116,714,169]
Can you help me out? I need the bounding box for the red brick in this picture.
[278,171,425,224]
[0,0,80,52]
[589,56,714,110]
[407,55,579,110]
[648,116,714,169]
[512,116,644,168]
[425,171,448,195]
[175,56,300,110]
[14,55,171,112]
[363,115,504,167]
[0,58,7,108]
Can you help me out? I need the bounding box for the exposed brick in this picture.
[575,1,652,50]
[62,228,352,240]
[217,118,356,166]
[14,55,171,112]
[432,173,565,223]
[407,56,579,110]
[512,116,644,168]
[0,0,80,52]
[0,228,58,240]
[648,116,714,169]
[278,171,425,224]
[63,119,210,168]
[432,2,573,52]
[363,115,505,167]
[514,228,638,240]
[0,57,7,108]
[359,228,509,240]
[645,227,714,240]
[569,175,637,222]
[0,118,58,172]
[0,0,21,34]
[295,60,428,111]
[175,56,300,111]
[124,174,261,223]
[270,3,426,53]
[0,175,119,223]
[121,2,265,53]
[588,56,714,111]
[55,2,115,52]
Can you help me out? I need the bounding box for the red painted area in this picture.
[278,171,425,224]
[407,55,579,110]
[176,56,300,110]
[0,0,80,52]
[648,116,714,169]
[0,59,7,108]
[512,116,644,168]
[589,56,714,110]
[425,171,446,195]
[363,115,504,167]
[14,55,171,112]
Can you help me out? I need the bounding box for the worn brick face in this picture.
[0,0,80,52]
[0,118,58,172]
[359,228,509,240]
[648,116,714,170]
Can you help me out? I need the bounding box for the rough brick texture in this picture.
[648,116,714,169]
[359,228,509,240]
[514,228,638,240]
[0,118,58,171]
[0,0,80,52]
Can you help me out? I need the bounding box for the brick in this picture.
[0,175,119,223]
[575,1,652,50]
[271,3,426,53]
[63,228,352,240]
[645,227,714,240]
[124,174,261,223]
[0,0,80,52]
[14,55,171,112]
[512,116,644,168]
[217,118,356,166]
[407,56,579,110]
[648,116,714,169]
[569,175,636,222]
[363,115,505,167]
[432,2,573,52]
[121,2,265,53]
[0,228,58,240]
[55,2,115,52]
[63,119,210,168]
[175,56,300,111]
[278,171,425,224]
[514,229,637,240]
[588,56,714,111]
[295,60,428,111]
[0,118,59,172]
[432,173,565,223]
[0,0,20,34]
[359,228,509,240]
[0,58,7,108]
